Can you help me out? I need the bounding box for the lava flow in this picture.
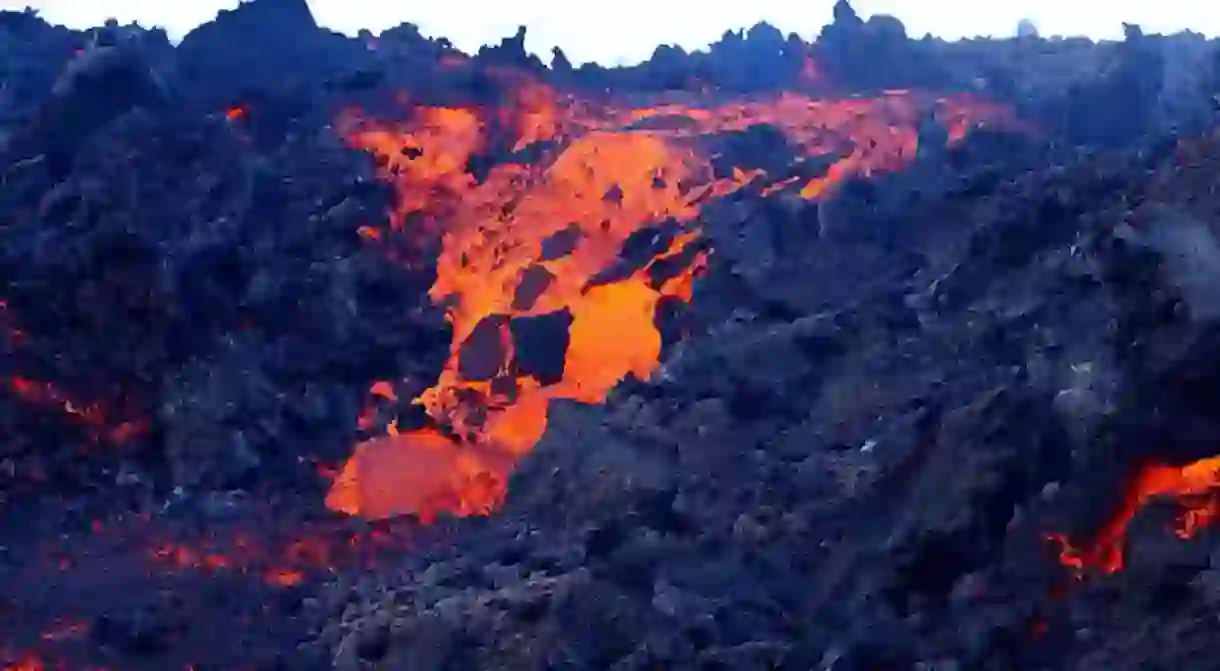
[326,70,1012,523]
[1050,455,1220,575]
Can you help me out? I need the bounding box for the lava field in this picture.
[5,0,1220,669]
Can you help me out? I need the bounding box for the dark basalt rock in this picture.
[174,0,362,108]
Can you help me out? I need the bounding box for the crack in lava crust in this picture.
[326,73,1014,523]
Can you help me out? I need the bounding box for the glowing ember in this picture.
[1050,455,1220,575]
[7,377,104,425]
[2,656,45,671]
[144,530,393,586]
[355,380,401,432]
[2,302,147,445]
[3,376,145,445]
[328,72,1012,522]
[2,650,104,671]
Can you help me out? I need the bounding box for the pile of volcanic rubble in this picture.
[5,0,1220,669]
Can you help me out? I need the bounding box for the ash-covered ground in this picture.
[6,0,1220,669]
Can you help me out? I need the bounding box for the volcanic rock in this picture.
[510,310,573,386]
[174,0,359,107]
[7,5,1220,671]
[321,124,1220,670]
[7,40,167,176]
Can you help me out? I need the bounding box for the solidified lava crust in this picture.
[5,0,1220,669]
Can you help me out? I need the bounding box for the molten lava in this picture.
[1050,455,1220,575]
[327,72,1012,522]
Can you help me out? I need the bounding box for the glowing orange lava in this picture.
[2,656,45,671]
[1050,455,1220,575]
[145,530,397,587]
[327,72,1012,522]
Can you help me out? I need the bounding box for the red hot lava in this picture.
[326,69,1014,524]
[1050,455,1220,575]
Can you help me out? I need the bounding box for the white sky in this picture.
[10,0,1219,65]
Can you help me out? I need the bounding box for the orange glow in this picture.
[139,524,409,587]
[265,569,305,587]
[147,535,327,586]
[369,381,397,400]
[2,302,146,445]
[329,73,1013,522]
[151,543,232,571]
[4,376,144,445]
[325,428,510,522]
[225,105,246,120]
[2,650,107,671]
[355,380,401,432]
[7,377,102,423]
[1050,455,1220,575]
[3,656,42,671]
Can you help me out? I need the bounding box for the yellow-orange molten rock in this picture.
[327,72,1013,522]
[326,429,511,523]
[1050,454,1220,575]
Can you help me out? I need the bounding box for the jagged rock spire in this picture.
[551,46,573,73]
[832,0,863,26]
